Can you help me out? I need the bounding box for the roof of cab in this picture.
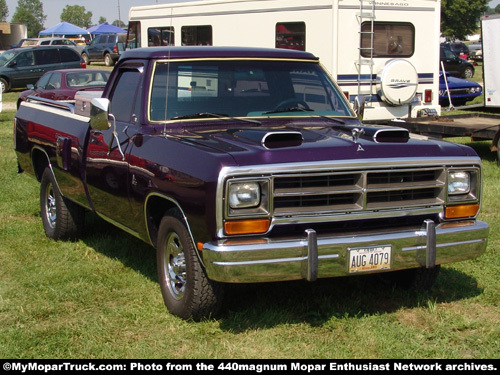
[119,46,319,61]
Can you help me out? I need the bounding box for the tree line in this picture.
[0,0,124,37]
[0,0,497,39]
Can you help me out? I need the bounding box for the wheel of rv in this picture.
[156,208,224,320]
[40,167,84,240]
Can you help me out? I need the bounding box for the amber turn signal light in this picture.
[224,219,270,235]
[445,204,480,219]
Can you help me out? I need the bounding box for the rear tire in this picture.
[462,66,474,79]
[104,53,114,67]
[156,208,224,320]
[81,52,90,66]
[40,167,84,240]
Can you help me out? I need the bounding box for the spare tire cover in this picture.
[376,59,418,105]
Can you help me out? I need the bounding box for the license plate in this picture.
[348,246,391,273]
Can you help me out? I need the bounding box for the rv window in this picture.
[360,22,414,58]
[126,21,141,49]
[181,26,213,46]
[276,22,305,51]
[148,27,175,46]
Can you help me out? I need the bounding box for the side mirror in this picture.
[27,84,34,90]
[90,98,111,130]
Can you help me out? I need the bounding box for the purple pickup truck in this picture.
[14,47,489,320]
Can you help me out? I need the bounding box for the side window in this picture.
[360,22,415,57]
[109,69,143,123]
[39,40,50,45]
[47,72,62,89]
[91,35,101,45]
[15,51,35,67]
[36,73,52,89]
[181,25,212,46]
[148,27,174,46]
[59,48,80,62]
[126,21,141,49]
[276,22,306,51]
[34,49,60,65]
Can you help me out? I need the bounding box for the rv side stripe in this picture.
[130,5,332,21]
[337,73,434,87]
[339,5,436,12]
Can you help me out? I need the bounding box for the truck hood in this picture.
[174,118,478,166]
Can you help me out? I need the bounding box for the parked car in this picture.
[10,38,31,48]
[35,38,85,54]
[0,46,86,92]
[441,42,470,59]
[468,42,482,62]
[440,46,474,79]
[81,33,127,66]
[439,72,482,107]
[17,68,110,108]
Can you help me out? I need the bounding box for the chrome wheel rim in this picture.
[163,232,187,300]
[44,183,57,229]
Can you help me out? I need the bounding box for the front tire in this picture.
[1,78,9,93]
[40,167,84,240]
[156,209,224,320]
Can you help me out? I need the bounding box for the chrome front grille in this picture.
[273,167,446,216]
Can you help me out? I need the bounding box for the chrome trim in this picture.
[425,219,436,268]
[216,157,482,238]
[143,192,205,266]
[202,220,489,283]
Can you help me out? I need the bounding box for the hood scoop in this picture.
[371,128,410,143]
[340,125,410,143]
[233,129,304,149]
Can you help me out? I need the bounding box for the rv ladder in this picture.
[356,0,375,110]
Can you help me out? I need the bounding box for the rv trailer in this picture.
[481,14,500,108]
[127,0,442,122]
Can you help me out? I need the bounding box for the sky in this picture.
[3,0,194,28]
[4,0,500,29]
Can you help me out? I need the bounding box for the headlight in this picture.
[229,182,261,208]
[448,171,470,195]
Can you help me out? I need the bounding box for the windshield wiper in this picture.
[171,112,229,120]
[264,107,314,115]
[171,112,261,125]
[264,107,345,124]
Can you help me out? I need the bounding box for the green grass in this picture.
[0,107,499,359]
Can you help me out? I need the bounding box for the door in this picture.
[33,48,62,77]
[85,64,144,231]
[86,35,104,59]
[9,50,41,88]
[440,48,460,76]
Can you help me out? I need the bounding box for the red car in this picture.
[17,68,110,108]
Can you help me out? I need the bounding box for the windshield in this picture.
[0,50,17,67]
[149,60,353,122]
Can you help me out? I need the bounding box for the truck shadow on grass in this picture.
[80,213,483,329]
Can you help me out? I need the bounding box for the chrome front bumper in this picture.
[202,219,489,283]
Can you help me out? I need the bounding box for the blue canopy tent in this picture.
[87,22,126,35]
[39,22,90,37]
